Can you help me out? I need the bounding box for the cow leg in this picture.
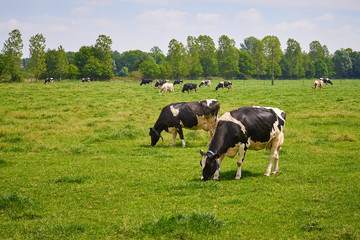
[175,126,186,147]
[264,135,283,176]
[213,154,225,180]
[171,131,177,147]
[235,144,247,179]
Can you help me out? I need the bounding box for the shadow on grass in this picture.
[190,170,262,182]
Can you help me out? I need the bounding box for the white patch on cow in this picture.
[170,105,179,117]
[205,99,217,107]
[219,112,246,135]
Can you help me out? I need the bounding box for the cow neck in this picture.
[153,121,166,134]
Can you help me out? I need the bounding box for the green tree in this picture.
[57,45,68,80]
[217,35,239,78]
[262,35,282,85]
[197,35,218,76]
[95,34,114,80]
[333,49,352,79]
[314,59,328,78]
[150,46,165,64]
[139,60,160,79]
[348,51,360,78]
[266,61,282,79]
[246,37,266,79]
[2,29,23,81]
[167,39,189,78]
[158,61,172,79]
[240,36,258,52]
[83,56,102,80]
[0,53,7,77]
[309,41,325,62]
[187,36,203,78]
[238,50,255,79]
[28,33,46,80]
[67,64,79,79]
[283,38,302,79]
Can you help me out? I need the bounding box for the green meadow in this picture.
[0,79,359,239]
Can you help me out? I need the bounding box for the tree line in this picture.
[1,29,359,82]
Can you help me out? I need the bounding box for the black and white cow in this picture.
[140,79,153,85]
[173,79,183,86]
[150,99,220,147]
[320,77,333,85]
[81,77,90,83]
[182,83,197,93]
[215,81,232,91]
[200,106,286,181]
[44,78,54,84]
[154,80,169,89]
[199,80,211,87]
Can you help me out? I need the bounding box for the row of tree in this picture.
[1,29,358,83]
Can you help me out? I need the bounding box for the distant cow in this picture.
[150,99,220,147]
[154,80,169,89]
[173,79,183,86]
[159,83,174,94]
[199,80,211,87]
[312,79,324,89]
[182,83,197,93]
[82,78,90,83]
[320,77,333,85]
[200,106,286,181]
[215,81,232,91]
[140,79,153,85]
[44,78,53,84]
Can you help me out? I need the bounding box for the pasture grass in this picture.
[0,79,359,239]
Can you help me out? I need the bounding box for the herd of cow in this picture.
[140,79,233,93]
[41,77,335,180]
[149,99,286,181]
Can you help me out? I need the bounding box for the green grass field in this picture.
[0,79,359,239]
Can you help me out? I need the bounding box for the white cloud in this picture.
[70,0,112,15]
[136,8,186,22]
[236,8,262,23]
[196,13,220,22]
[276,19,316,31]
[315,13,334,22]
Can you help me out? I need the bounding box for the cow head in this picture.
[149,127,163,146]
[200,149,220,181]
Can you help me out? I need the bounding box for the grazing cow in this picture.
[81,77,91,83]
[140,79,153,85]
[320,77,333,85]
[182,83,197,93]
[150,99,220,147]
[215,81,232,91]
[199,80,211,87]
[154,80,169,89]
[173,79,183,86]
[44,78,54,84]
[312,79,324,89]
[159,83,174,94]
[200,106,286,181]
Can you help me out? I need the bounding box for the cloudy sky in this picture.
[1,0,360,57]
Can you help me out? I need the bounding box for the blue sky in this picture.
[1,0,360,57]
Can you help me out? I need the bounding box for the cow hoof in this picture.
[271,171,278,175]
[263,173,270,177]
[213,177,219,181]
[235,176,241,180]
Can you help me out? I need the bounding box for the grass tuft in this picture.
[138,212,223,238]
[55,175,89,184]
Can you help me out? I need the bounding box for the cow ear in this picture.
[200,149,205,156]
